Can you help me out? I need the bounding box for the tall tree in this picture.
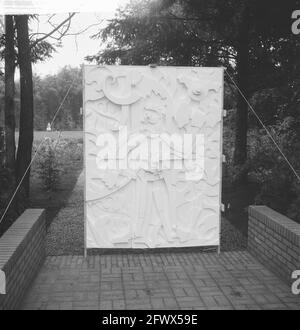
[0,14,75,200]
[233,3,250,167]
[4,16,16,172]
[88,0,300,182]
[14,13,75,197]
[15,15,34,197]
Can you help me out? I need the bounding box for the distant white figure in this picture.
[46,123,51,131]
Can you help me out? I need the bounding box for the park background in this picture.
[0,0,300,254]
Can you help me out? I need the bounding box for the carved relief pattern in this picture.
[84,65,223,248]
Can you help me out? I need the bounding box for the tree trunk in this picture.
[4,15,16,172]
[15,15,34,198]
[233,5,250,182]
[0,16,16,231]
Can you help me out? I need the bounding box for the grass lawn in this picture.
[15,130,83,142]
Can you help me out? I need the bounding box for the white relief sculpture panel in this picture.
[84,65,223,249]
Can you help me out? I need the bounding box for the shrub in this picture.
[222,114,300,224]
[248,117,300,223]
[36,137,61,191]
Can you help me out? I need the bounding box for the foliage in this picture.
[36,137,61,191]
[1,66,83,131]
[0,15,78,236]
[248,118,300,223]
[287,185,300,222]
[35,135,83,192]
[0,167,12,204]
[0,24,55,64]
[222,106,300,224]
[87,0,233,67]
[88,0,300,174]
[33,66,83,130]
[87,0,300,93]
[0,165,21,238]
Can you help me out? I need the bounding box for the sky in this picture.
[31,0,130,76]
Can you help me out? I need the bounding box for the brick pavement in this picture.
[21,251,300,310]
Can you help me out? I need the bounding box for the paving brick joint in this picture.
[21,251,300,310]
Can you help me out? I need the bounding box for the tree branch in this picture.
[30,13,76,48]
[65,20,105,36]
[30,15,104,48]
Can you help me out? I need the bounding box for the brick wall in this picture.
[248,205,300,284]
[0,209,46,310]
